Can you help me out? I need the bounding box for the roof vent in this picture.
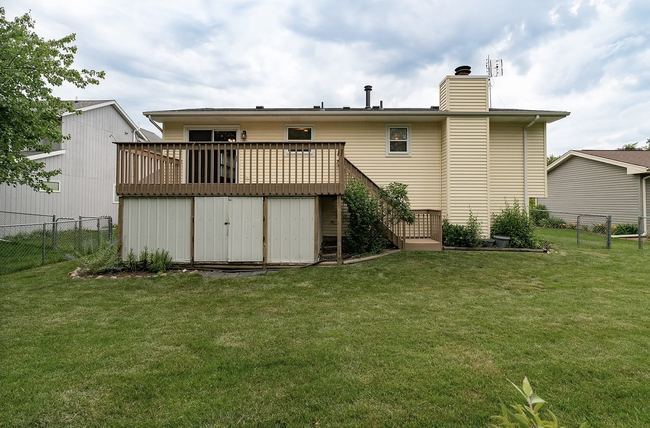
[364,85,372,109]
[454,65,471,76]
[313,105,320,109]
[343,106,351,110]
[256,105,264,109]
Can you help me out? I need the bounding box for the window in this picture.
[39,181,60,192]
[285,126,314,141]
[386,125,411,156]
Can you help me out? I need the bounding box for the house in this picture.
[1,100,159,221]
[116,66,569,265]
[539,150,650,231]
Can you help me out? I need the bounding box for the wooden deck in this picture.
[115,141,346,196]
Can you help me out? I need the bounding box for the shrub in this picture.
[125,249,138,271]
[80,240,123,274]
[537,216,566,229]
[442,211,483,247]
[490,377,588,428]
[612,223,638,235]
[342,179,415,255]
[491,199,540,249]
[150,249,173,273]
[529,202,550,226]
[138,246,151,271]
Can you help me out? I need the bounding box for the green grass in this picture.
[1,229,649,426]
[0,228,110,275]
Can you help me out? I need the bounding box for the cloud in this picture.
[3,0,649,151]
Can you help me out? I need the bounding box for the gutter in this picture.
[523,115,540,213]
[147,115,164,133]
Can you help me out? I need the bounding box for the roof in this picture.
[548,150,650,175]
[63,100,146,141]
[144,106,570,125]
[139,129,162,141]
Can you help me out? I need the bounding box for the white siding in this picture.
[268,197,315,263]
[1,104,135,220]
[122,197,191,262]
[228,197,263,262]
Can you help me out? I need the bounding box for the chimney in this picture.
[364,85,372,109]
[454,65,472,76]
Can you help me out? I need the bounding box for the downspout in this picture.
[523,115,540,213]
[147,115,164,134]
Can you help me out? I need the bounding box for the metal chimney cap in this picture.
[364,85,372,91]
[454,65,472,75]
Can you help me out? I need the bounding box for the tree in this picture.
[617,139,650,151]
[547,154,559,165]
[0,8,104,191]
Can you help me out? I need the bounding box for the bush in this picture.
[150,249,173,273]
[529,202,550,226]
[342,179,415,255]
[491,199,540,249]
[612,223,638,235]
[442,211,483,247]
[537,216,566,229]
[79,240,123,274]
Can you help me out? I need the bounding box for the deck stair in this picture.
[343,159,443,251]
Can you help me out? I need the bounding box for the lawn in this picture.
[1,229,649,427]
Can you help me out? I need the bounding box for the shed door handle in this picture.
[224,221,230,225]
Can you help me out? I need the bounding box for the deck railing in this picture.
[115,142,346,196]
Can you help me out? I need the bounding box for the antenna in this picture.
[486,55,503,107]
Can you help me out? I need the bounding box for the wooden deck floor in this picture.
[403,238,443,251]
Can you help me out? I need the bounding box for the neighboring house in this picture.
[116,66,569,265]
[539,150,650,230]
[1,100,159,221]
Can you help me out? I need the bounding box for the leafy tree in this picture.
[0,8,105,191]
[617,139,650,151]
[547,154,559,165]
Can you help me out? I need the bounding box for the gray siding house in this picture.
[0,100,159,220]
[540,150,650,230]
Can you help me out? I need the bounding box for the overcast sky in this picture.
[5,0,650,156]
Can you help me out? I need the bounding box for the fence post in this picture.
[576,215,580,246]
[639,216,643,250]
[97,218,101,246]
[42,223,46,266]
[52,215,56,249]
[606,215,612,249]
[108,216,113,242]
[78,216,83,250]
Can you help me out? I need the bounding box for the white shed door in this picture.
[268,197,315,263]
[195,197,263,262]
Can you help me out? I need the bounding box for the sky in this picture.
[4,0,650,156]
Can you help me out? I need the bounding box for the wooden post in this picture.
[263,197,268,269]
[314,196,320,261]
[337,194,342,265]
[117,196,124,258]
[190,197,195,266]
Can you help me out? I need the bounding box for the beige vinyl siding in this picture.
[489,123,524,213]
[439,82,448,111]
[539,156,641,226]
[526,123,546,197]
[440,119,448,216]
[447,117,489,229]
[439,76,488,112]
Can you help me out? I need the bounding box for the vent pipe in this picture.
[454,65,471,76]
[364,85,372,109]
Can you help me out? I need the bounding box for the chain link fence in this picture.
[0,210,55,228]
[531,209,611,249]
[0,216,113,275]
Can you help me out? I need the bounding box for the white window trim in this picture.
[285,125,315,141]
[39,180,61,193]
[183,125,241,142]
[386,124,411,157]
